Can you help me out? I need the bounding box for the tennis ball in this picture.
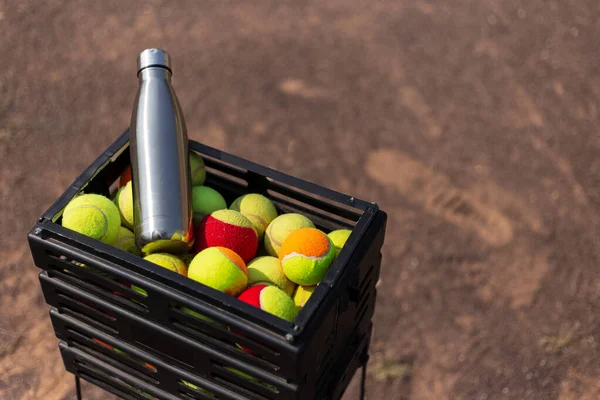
[264,213,315,257]
[189,151,206,186]
[230,194,278,239]
[192,186,227,223]
[114,226,141,256]
[188,246,248,296]
[279,228,335,285]
[133,253,187,297]
[144,253,188,276]
[114,181,134,229]
[62,194,121,245]
[327,229,352,256]
[247,256,296,296]
[194,209,258,263]
[238,285,297,322]
[293,285,316,311]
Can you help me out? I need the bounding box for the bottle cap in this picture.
[137,48,171,74]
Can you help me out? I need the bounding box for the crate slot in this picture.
[79,371,140,400]
[213,362,281,394]
[358,270,375,301]
[354,293,372,330]
[68,328,159,382]
[169,306,281,370]
[179,380,218,399]
[48,258,148,313]
[75,357,158,399]
[71,338,159,386]
[316,347,335,392]
[212,374,271,400]
[169,320,280,375]
[267,189,355,231]
[206,166,249,189]
[68,330,159,375]
[179,390,217,400]
[57,292,116,322]
[59,306,119,336]
[201,154,249,179]
[266,177,363,221]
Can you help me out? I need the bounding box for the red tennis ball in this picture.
[194,209,258,263]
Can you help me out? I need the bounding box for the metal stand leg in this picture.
[360,353,369,400]
[75,375,82,400]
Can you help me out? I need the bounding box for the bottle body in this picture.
[129,61,193,254]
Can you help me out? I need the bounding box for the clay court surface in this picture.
[2,1,600,399]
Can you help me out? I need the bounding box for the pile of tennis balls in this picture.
[61,151,352,324]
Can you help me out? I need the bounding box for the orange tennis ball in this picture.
[279,228,335,285]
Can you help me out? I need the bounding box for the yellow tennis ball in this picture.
[230,193,278,239]
[62,194,121,245]
[279,228,335,285]
[133,253,188,296]
[327,229,352,256]
[293,285,316,311]
[114,226,141,256]
[114,181,134,229]
[264,213,315,257]
[144,253,188,276]
[189,151,206,186]
[188,247,248,296]
[247,256,296,296]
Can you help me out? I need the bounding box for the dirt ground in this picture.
[2,1,600,399]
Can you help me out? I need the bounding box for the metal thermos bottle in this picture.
[129,48,194,255]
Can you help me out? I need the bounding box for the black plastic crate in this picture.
[27,130,387,400]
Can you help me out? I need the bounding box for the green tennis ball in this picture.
[247,256,296,296]
[293,285,316,311]
[279,228,335,285]
[62,193,121,245]
[192,186,227,223]
[189,151,206,186]
[114,226,141,256]
[230,194,278,239]
[264,213,315,257]
[188,246,248,296]
[114,181,134,229]
[238,285,297,322]
[327,229,352,256]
